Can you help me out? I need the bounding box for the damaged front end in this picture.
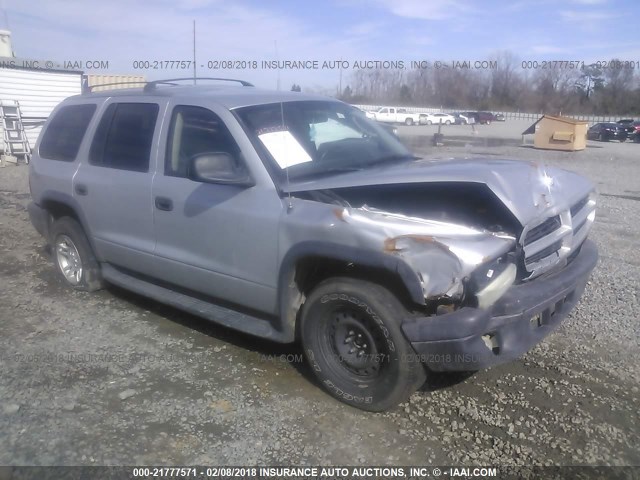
[340,205,517,309]
[280,174,598,372]
[282,181,520,313]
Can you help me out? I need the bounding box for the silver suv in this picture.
[28,78,598,411]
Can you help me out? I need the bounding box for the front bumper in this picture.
[402,239,598,371]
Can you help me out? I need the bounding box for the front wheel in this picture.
[405,118,414,126]
[445,120,451,125]
[300,277,427,411]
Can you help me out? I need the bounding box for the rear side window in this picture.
[89,102,159,172]
[39,104,97,161]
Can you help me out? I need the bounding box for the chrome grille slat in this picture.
[570,195,589,216]
[521,194,595,279]
[524,215,561,245]
[571,204,592,231]
[526,240,564,264]
[523,225,571,256]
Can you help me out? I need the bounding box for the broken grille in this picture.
[522,194,595,278]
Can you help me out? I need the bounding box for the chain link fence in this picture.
[353,105,635,124]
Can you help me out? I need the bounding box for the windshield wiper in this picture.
[370,153,420,166]
[291,166,362,180]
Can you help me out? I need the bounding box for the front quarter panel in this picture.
[279,198,516,304]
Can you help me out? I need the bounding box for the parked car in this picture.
[452,112,470,124]
[28,78,598,411]
[366,107,422,126]
[493,113,506,122]
[588,122,628,142]
[475,111,495,124]
[617,119,640,141]
[420,113,456,125]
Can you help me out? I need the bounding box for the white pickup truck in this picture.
[366,107,422,126]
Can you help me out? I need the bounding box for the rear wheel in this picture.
[300,277,426,411]
[50,217,104,292]
[445,120,451,125]
[426,120,432,125]
[405,118,414,126]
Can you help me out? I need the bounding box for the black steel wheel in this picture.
[300,277,427,411]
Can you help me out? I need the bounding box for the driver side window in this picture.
[165,105,241,178]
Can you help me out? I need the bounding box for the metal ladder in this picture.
[0,100,31,164]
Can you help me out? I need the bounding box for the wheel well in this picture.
[42,200,80,223]
[284,256,424,341]
[294,257,418,311]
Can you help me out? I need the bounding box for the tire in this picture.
[426,120,432,126]
[300,277,427,411]
[445,120,451,125]
[598,133,604,142]
[405,118,413,126]
[50,216,104,292]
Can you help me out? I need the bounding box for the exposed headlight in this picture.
[469,254,517,309]
[475,264,517,309]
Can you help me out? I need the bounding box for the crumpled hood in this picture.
[283,157,595,226]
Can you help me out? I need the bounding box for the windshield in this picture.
[235,100,413,182]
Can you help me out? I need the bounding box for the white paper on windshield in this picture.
[258,130,312,169]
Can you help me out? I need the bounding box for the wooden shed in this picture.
[522,115,588,151]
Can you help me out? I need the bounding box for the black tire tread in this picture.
[301,277,426,411]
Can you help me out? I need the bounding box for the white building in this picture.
[0,30,83,151]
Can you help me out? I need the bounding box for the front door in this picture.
[151,103,282,314]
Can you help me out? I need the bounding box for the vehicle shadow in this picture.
[104,283,319,380]
[92,281,478,401]
[418,370,477,393]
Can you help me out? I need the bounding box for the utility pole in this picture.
[193,20,197,84]
[275,40,280,91]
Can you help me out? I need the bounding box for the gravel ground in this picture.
[0,123,639,466]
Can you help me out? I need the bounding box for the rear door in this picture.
[73,98,166,276]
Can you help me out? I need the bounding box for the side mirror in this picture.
[187,152,254,187]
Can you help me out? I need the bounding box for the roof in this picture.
[522,114,588,135]
[78,84,336,109]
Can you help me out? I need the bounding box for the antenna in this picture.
[193,20,197,84]
[0,0,10,30]
[280,101,292,210]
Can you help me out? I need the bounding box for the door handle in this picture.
[75,184,88,196]
[155,196,173,211]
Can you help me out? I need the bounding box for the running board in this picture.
[101,264,290,342]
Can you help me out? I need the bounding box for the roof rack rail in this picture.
[143,77,254,92]
[85,81,148,93]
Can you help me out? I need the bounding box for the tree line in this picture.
[329,51,640,115]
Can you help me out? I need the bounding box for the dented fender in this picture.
[279,198,516,307]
